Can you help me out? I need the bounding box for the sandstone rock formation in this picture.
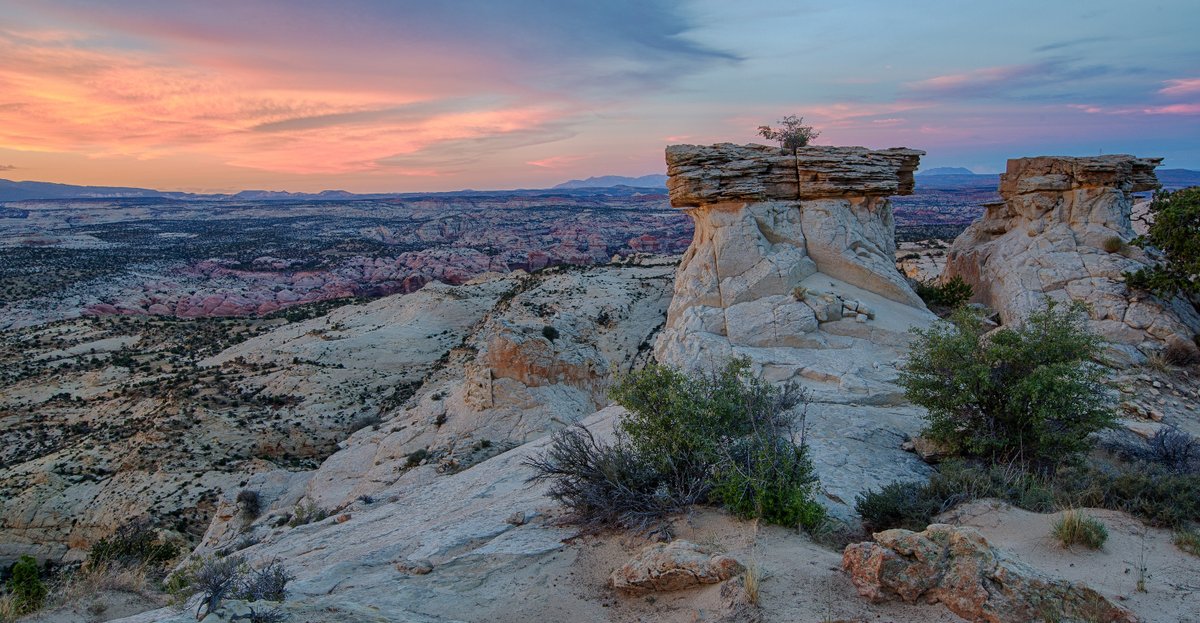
[943,155,1200,363]
[192,260,675,549]
[608,540,743,593]
[842,524,1138,623]
[655,143,937,516]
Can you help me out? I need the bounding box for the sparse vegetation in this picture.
[1052,509,1108,549]
[899,301,1114,470]
[857,459,1200,533]
[914,275,974,310]
[1126,187,1200,297]
[4,555,46,616]
[527,358,824,531]
[1174,528,1200,556]
[286,501,330,527]
[87,519,179,569]
[1102,236,1124,253]
[757,115,820,151]
[541,325,560,342]
[167,555,293,620]
[237,490,262,520]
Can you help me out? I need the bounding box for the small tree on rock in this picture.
[757,115,820,152]
[1126,187,1200,298]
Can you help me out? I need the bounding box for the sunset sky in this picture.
[0,0,1197,193]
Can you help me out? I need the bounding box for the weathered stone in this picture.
[944,155,1200,362]
[842,524,1137,623]
[609,540,743,593]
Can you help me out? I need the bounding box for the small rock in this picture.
[396,559,434,575]
[609,540,743,594]
[335,513,352,523]
[506,511,527,526]
[855,313,868,323]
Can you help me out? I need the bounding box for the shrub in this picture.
[914,275,974,310]
[5,555,46,615]
[1164,339,1200,367]
[230,559,293,602]
[757,115,820,151]
[1146,426,1198,473]
[856,461,1055,532]
[237,490,262,519]
[286,501,330,527]
[899,302,1114,470]
[1102,236,1124,253]
[858,460,1200,533]
[528,358,824,531]
[87,519,179,569]
[1125,187,1200,297]
[541,325,559,342]
[524,426,678,529]
[1052,510,1108,549]
[710,431,824,530]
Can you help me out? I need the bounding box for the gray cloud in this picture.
[1033,36,1113,53]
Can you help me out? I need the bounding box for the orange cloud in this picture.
[0,30,574,176]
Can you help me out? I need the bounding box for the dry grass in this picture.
[0,594,22,623]
[1175,528,1200,557]
[1144,353,1173,374]
[1052,509,1108,550]
[743,561,763,606]
[46,563,151,608]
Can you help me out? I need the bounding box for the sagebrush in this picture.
[528,358,824,531]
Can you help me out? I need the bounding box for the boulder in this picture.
[943,155,1200,363]
[609,540,744,593]
[842,524,1137,623]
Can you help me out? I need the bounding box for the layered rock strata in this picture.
[655,143,936,516]
[944,155,1200,363]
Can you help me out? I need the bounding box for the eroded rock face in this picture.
[842,524,1137,623]
[944,155,1200,363]
[655,144,937,516]
[609,540,744,593]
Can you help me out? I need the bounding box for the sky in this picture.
[0,0,1197,193]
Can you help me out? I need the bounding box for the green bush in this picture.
[899,301,1114,470]
[541,325,559,342]
[711,432,824,530]
[529,358,824,530]
[1126,187,1200,297]
[857,460,1200,532]
[5,555,46,615]
[914,275,974,309]
[88,519,179,569]
[856,461,1055,532]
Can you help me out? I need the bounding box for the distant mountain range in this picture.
[917,167,977,176]
[553,174,668,189]
[2,167,1197,202]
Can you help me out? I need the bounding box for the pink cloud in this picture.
[1142,103,1200,115]
[526,155,586,169]
[1159,78,1200,97]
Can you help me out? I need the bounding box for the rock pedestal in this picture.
[943,155,1200,363]
[655,143,928,371]
[654,143,937,517]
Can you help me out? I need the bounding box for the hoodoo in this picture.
[943,155,1200,363]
